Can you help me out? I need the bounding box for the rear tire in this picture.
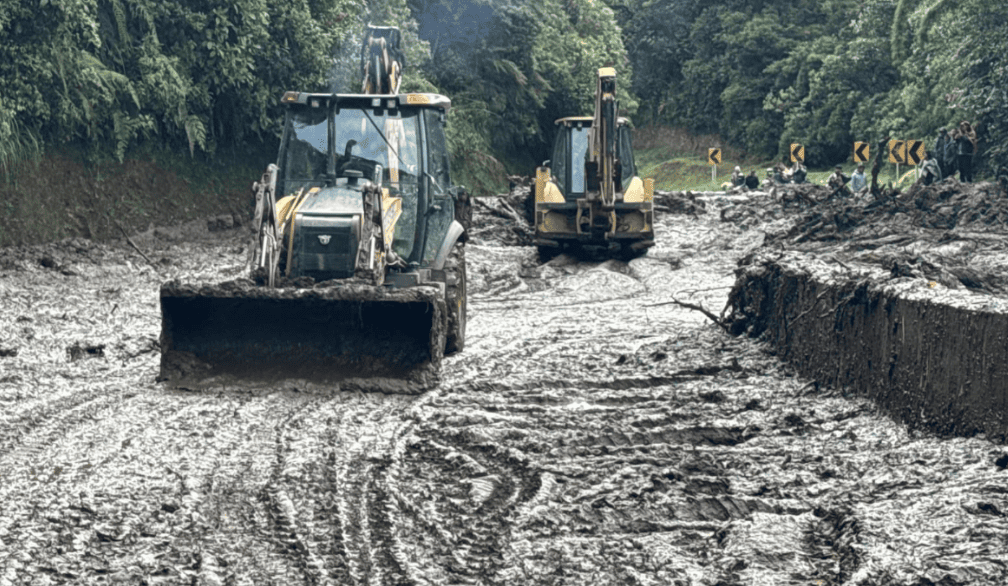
[619,243,649,261]
[445,245,467,355]
[536,244,560,262]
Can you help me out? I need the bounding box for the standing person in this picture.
[934,128,950,177]
[850,163,867,193]
[956,120,977,182]
[920,150,942,186]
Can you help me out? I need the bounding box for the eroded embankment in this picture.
[728,251,1008,441]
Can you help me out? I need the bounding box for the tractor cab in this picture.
[274,91,459,280]
[548,116,638,200]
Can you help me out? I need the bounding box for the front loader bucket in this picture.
[158,279,445,393]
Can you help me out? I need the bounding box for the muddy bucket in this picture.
[158,279,445,392]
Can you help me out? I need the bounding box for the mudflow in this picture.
[1,178,1007,585]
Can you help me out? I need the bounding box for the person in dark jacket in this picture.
[827,165,850,195]
[954,121,977,182]
[744,170,760,190]
[791,160,807,184]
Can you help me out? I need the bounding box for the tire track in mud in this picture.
[238,392,418,586]
[327,396,415,586]
[0,389,190,583]
[161,392,342,584]
[0,389,324,584]
[261,397,341,585]
[0,384,127,476]
[383,423,541,585]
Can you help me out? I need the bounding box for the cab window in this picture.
[618,126,637,190]
[332,108,421,260]
[423,110,450,195]
[570,126,590,194]
[281,108,329,195]
[551,128,568,194]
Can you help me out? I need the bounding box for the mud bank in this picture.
[728,251,1008,441]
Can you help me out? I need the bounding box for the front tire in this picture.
[445,245,467,355]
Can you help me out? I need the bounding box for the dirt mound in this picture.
[654,190,708,215]
[719,177,1008,295]
[469,188,535,248]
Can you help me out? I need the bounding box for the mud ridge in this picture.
[262,399,336,585]
[806,506,862,584]
[452,366,746,394]
[727,252,1008,440]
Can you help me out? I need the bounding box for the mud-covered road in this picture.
[2,195,1008,585]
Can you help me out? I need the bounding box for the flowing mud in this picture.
[1,191,1007,584]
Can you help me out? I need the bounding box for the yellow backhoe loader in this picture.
[532,68,655,257]
[158,26,469,391]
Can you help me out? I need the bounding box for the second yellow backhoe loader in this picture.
[532,68,655,258]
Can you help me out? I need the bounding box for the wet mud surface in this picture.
[2,191,1008,584]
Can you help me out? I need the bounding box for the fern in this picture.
[111,0,129,50]
[130,0,158,43]
[0,104,40,179]
[184,114,207,157]
[79,50,140,109]
[112,111,154,161]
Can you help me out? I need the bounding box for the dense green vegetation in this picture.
[0,0,1004,203]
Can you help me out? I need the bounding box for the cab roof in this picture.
[281,91,451,113]
[554,116,632,127]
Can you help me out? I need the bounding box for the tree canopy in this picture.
[0,0,1004,181]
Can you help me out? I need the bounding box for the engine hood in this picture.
[297,183,365,216]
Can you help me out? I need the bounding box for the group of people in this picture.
[729,159,808,190]
[934,121,978,183]
[730,166,762,190]
[726,120,979,194]
[826,163,867,196]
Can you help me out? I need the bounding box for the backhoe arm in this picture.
[589,67,618,207]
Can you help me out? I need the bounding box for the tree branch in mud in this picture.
[114,218,157,270]
[475,197,526,225]
[870,137,886,198]
[646,297,729,331]
[788,289,831,325]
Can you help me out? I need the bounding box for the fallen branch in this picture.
[114,219,157,270]
[672,286,732,297]
[645,297,729,331]
[788,288,832,325]
[475,197,527,225]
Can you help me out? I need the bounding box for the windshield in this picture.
[332,109,419,188]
